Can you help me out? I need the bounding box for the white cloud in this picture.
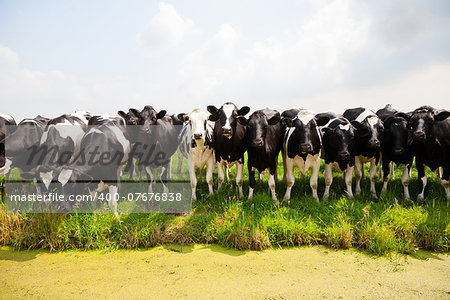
[136,2,194,55]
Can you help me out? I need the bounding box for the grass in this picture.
[0,153,449,255]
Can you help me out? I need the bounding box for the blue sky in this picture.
[1,0,449,120]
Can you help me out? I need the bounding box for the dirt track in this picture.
[1,245,449,299]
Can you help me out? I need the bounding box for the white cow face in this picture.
[179,109,210,147]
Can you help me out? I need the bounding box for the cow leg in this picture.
[283,158,295,201]
[416,161,427,201]
[177,149,183,174]
[274,158,278,183]
[206,159,214,195]
[360,161,365,179]
[160,165,169,194]
[187,157,197,201]
[268,173,277,203]
[236,162,244,198]
[225,165,230,182]
[108,185,119,218]
[402,164,411,202]
[217,160,224,189]
[390,161,395,179]
[310,157,320,203]
[354,156,363,196]
[145,166,154,193]
[282,151,287,183]
[345,166,354,198]
[436,167,442,179]
[369,158,378,199]
[381,159,391,194]
[167,157,172,180]
[248,166,256,199]
[33,178,42,196]
[440,167,449,201]
[127,156,134,180]
[323,163,333,200]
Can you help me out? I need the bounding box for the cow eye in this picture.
[264,125,268,129]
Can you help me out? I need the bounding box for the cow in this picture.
[237,108,282,202]
[34,114,88,192]
[343,108,384,199]
[207,102,250,197]
[281,110,330,202]
[128,105,179,193]
[56,117,130,216]
[0,113,16,178]
[408,106,450,201]
[3,115,50,181]
[376,104,413,200]
[177,108,215,200]
[317,113,358,200]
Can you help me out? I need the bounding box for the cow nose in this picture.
[193,133,203,140]
[300,143,311,153]
[222,127,232,136]
[392,148,404,155]
[338,151,350,160]
[369,139,380,149]
[252,140,263,148]
[413,131,425,141]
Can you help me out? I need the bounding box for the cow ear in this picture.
[129,108,140,118]
[350,120,362,129]
[434,110,450,122]
[237,106,250,116]
[156,110,167,119]
[208,114,219,122]
[268,115,280,125]
[237,116,248,125]
[281,117,293,127]
[207,105,219,116]
[177,113,189,122]
[395,112,409,120]
[117,110,128,119]
[315,115,330,126]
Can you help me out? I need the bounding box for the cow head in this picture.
[322,118,356,162]
[238,110,280,149]
[409,106,450,143]
[129,106,166,134]
[207,102,250,139]
[178,108,211,147]
[118,110,140,126]
[382,112,410,155]
[351,115,383,150]
[281,110,329,155]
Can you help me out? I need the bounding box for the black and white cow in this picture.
[57,117,130,216]
[35,114,88,192]
[343,108,384,198]
[3,116,50,182]
[237,108,281,202]
[408,106,450,201]
[317,113,358,200]
[128,105,179,192]
[0,113,16,177]
[177,108,215,200]
[376,104,413,200]
[207,102,250,197]
[281,110,330,202]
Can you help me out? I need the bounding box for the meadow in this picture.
[1,153,449,255]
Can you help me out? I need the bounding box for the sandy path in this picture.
[0,245,449,299]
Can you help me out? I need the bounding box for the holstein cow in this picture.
[408,106,450,201]
[376,104,413,200]
[177,108,215,200]
[281,110,330,202]
[128,105,179,193]
[237,108,282,202]
[35,114,88,192]
[3,116,50,185]
[57,117,130,216]
[0,113,16,178]
[207,102,250,197]
[343,108,384,199]
[317,113,358,200]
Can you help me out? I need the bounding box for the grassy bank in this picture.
[1,156,449,255]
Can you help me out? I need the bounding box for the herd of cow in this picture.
[0,103,449,214]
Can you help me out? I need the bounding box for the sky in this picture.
[0,0,449,121]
